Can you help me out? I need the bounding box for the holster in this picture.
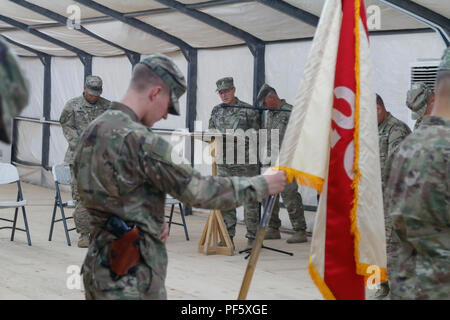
[107,225,141,277]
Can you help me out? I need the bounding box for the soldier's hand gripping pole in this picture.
[238,194,279,300]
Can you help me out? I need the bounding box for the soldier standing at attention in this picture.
[59,75,110,248]
[257,84,307,244]
[0,38,29,144]
[208,77,261,248]
[72,54,287,300]
[375,93,412,299]
[384,47,449,300]
[406,82,434,131]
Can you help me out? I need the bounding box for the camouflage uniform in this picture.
[59,76,110,236]
[378,113,411,190]
[74,103,269,300]
[406,82,433,131]
[383,116,449,299]
[0,39,29,144]
[258,84,306,234]
[377,112,411,297]
[208,78,260,240]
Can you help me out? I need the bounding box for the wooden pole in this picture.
[238,195,278,299]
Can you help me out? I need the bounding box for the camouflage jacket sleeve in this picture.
[59,101,80,152]
[208,106,218,130]
[242,102,260,130]
[140,133,269,210]
[387,124,411,159]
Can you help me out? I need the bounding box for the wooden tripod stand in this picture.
[198,138,234,256]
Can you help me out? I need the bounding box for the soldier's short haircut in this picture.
[376,94,385,109]
[130,63,169,93]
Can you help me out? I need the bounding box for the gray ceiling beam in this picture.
[73,0,194,59]
[1,34,48,58]
[9,0,141,64]
[0,14,91,58]
[0,14,93,78]
[377,0,450,46]
[254,0,319,27]
[154,0,265,51]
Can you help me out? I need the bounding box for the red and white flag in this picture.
[277,0,387,300]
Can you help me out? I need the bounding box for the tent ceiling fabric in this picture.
[410,0,450,19]
[2,29,75,56]
[6,41,37,56]
[0,0,54,28]
[136,12,244,48]
[200,2,317,41]
[25,0,107,20]
[39,26,124,56]
[92,0,209,13]
[83,20,179,54]
[0,0,445,57]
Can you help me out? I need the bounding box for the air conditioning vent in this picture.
[410,60,440,90]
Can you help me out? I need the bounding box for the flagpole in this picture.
[237,194,278,300]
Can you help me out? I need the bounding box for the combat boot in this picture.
[247,238,255,248]
[374,281,390,300]
[264,228,281,240]
[286,230,307,243]
[77,233,90,248]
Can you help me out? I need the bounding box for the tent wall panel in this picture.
[92,55,132,102]
[19,57,44,118]
[50,57,84,121]
[48,125,67,168]
[15,120,42,164]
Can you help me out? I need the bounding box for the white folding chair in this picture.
[165,196,189,241]
[0,163,31,246]
[49,163,76,246]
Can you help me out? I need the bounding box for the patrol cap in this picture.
[216,77,234,92]
[85,75,103,96]
[257,83,277,106]
[139,54,187,116]
[438,47,450,71]
[406,82,432,114]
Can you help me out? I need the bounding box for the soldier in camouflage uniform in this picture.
[73,54,286,299]
[0,38,29,144]
[208,77,261,248]
[406,82,434,131]
[59,76,110,248]
[377,93,412,190]
[375,93,412,299]
[383,47,450,300]
[257,84,307,244]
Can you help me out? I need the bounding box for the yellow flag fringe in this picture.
[351,0,387,284]
[308,257,336,300]
[275,166,324,194]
